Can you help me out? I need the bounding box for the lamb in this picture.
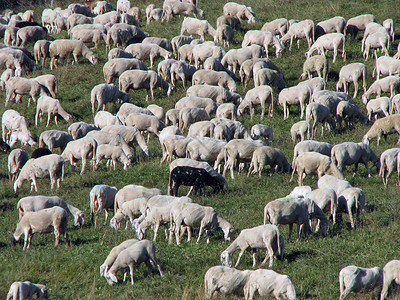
[242,30,284,58]
[318,175,352,195]
[221,45,265,74]
[305,102,336,138]
[215,24,234,47]
[8,130,37,148]
[305,33,346,63]
[61,136,97,175]
[363,32,390,60]
[379,148,400,186]
[363,114,400,145]
[33,40,51,68]
[223,2,259,24]
[300,55,328,81]
[90,185,118,227]
[87,130,133,161]
[192,69,237,93]
[221,224,283,268]
[39,130,73,152]
[366,96,391,120]
[105,239,163,285]
[339,265,382,299]
[103,58,147,84]
[223,139,265,179]
[49,39,97,69]
[345,14,376,39]
[2,109,35,147]
[336,63,367,98]
[125,43,171,68]
[71,28,106,49]
[179,106,210,131]
[17,195,85,226]
[250,124,273,144]
[146,4,163,24]
[204,266,251,299]
[35,95,72,127]
[216,103,237,121]
[261,18,290,37]
[186,85,241,106]
[291,152,344,186]
[67,121,98,139]
[315,16,346,37]
[381,260,400,300]
[254,68,287,92]
[186,137,226,170]
[331,141,380,177]
[244,269,296,300]
[187,121,215,138]
[169,202,233,244]
[382,18,395,42]
[6,281,47,300]
[11,206,68,250]
[5,77,45,106]
[292,140,333,167]
[33,74,57,98]
[110,198,150,230]
[338,187,367,229]
[290,121,310,143]
[162,1,205,22]
[92,1,113,15]
[238,85,274,120]
[278,84,312,120]
[280,19,315,51]
[91,83,128,114]
[7,148,28,181]
[247,146,291,177]
[178,43,195,63]
[169,60,197,89]
[119,70,172,101]
[374,56,400,80]
[180,17,216,41]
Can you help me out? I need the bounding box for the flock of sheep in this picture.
[2,0,400,298]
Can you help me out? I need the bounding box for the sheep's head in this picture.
[110,217,120,230]
[99,264,108,277]
[14,179,22,193]
[74,212,85,227]
[199,10,205,19]
[105,272,118,285]
[89,55,98,65]
[220,250,231,267]
[362,95,368,105]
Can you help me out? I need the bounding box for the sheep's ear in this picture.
[109,273,118,283]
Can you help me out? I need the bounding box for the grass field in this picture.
[1,0,400,299]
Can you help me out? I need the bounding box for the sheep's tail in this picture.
[39,135,45,148]
[114,195,119,216]
[90,192,96,224]
[263,206,269,225]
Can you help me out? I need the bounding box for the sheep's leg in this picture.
[353,80,358,99]
[288,224,293,243]
[262,245,274,268]
[46,113,51,127]
[153,222,159,241]
[186,186,194,197]
[54,228,60,246]
[128,263,135,285]
[196,224,204,244]
[380,275,394,300]
[234,250,245,267]
[347,203,355,229]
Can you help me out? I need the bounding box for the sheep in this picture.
[216,103,237,121]
[146,4,163,24]
[92,1,113,15]
[110,197,150,230]
[290,121,310,143]
[5,77,45,107]
[39,130,73,152]
[291,152,344,185]
[298,77,327,95]
[305,33,346,63]
[67,121,98,139]
[49,39,97,69]
[107,48,134,60]
[17,195,85,226]
[123,113,165,142]
[192,69,237,93]
[261,18,290,38]
[93,11,121,25]
[204,266,251,299]
[157,58,177,82]
[211,118,251,140]
[374,56,400,82]
[381,260,400,300]
[71,28,106,49]
[0,48,36,73]
[292,140,333,167]
[186,85,241,106]
[178,43,195,63]
[162,1,205,22]
[223,2,258,24]
[318,174,352,196]
[4,27,18,46]
[169,60,196,89]
[278,84,311,120]
[221,224,283,268]
[2,109,35,147]
[338,187,367,229]
[204,57,235,79]
[33,74,57,99]
[247,146,291,177]
[250,124,273,144]
[103,58,147,85]
[169,202,233,244]
[11,206,68,250]
[339,265,382,299]
[242,30,284,58]
[160,135,194,164]
[336,63,367,99]
[7,148,28,181]
[125,43,171,68]
[6,281,47,300]
[215,24,234,47]
[87,130,133,160]
[35,95,72,127]
[363,114,400,145]
[16,26,48,48]
[33,40,51,68]
[300,55,328,81]
[222,45,265,75]
[239,58,281,89]
[379,148,400,186]
[90,83,128,114]
[315,16,346,37]
[254,68,286,93]
[180,17,216,41]
[67,14,93,32]
[382,18,395,41]
[345,14,376,38]
[104,239,163,285]
[305,102,336,138]
[116,0,131,14]
[238,85,274,120]
[331,141,380,177]
[363,32,390,60]
[192,43,226,69]
[68,4,93,16]
[179,106,210,131]
[307,188,338,226]
[312,90,350,114]
[187,121,215,138]
[361,22,390,52]
[106,24,149,51]
[280,19,315,51]
[366,96,391,120]
[30,147,52,159]
[94,111,121,129]
[95,144,131,170]
[165,109,180,127]
[216,15,241,31]
[0,68,22,91]
[223,139,265,179]
[244,269,296,300]
[119,70,172,101]
[171,35,194,57]
[61,136,97,175]
[90,185,118,227]
[186,137,226,170]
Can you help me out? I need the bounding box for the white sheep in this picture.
[2,109,35,147]
[61,136,97,175]
[204,57,235,79]
[6,281,47,300]
[238,85,274,120]
[216,103,237,120]
[254,68,287,93]
[39,129,73,152]
[215,24,234,47]
[7,148,28,181]
[35,95,72,127]
[33,40,51,68]
[381,260,400,300]
[103,58,147,85]
[336,63,367,98]
[186,137,226,171]
[250,124,273,144]
[292,140,333,167]
[366,96,390,120]
[117,0,131,14]
[222,45,265,74]
[315,16,346,37]
[146,4,163,24]
[361,22,390,52]
[239,58,281,89]
[186,85,241,106]
[363,114,400,145]
[242,30,284,58]
[373,56,400,80]
[90,185,118,227]
[177,44,195,63]
[345,14,376,38]
[223,2,258,24]
[298,77,326,95]
[67,121,98,139]
[307,188,338,226]
[16,26,49,47]
[318,174,352,195]
[71,28,106,49]
[94,111,121,129]
[305,102,335,138]
[290,121,310,143]
[337,187,367,229]
[5,77,45,107]
[187,121,215,138]
[261,18,290,37]
[34,74,57,98]
[116,103,155,123]
[0,68,22,91]
[179,106,210,131]
[67,14,93,31]
[211,118,251,140]
[125,43,171,68]
[11,206,68,250]
[91,83,128,114]
[124,113,165,142]
[247,146,291,177]
[107,48,134,60]
[300,55,328,81]
[379,148,400,186]
[363,32,390,60]
[278,84,311,120]
[280,19,315,50]
[313,89,349,114]
[49,39,97,69]
[162,1,205,22]
[95,144,131,170]
[110,198,148,230]
[192,69,237,93]
[339,265,382,299]
[305,33,346,63]
[180,17,216,41]
[221,224,283,268]
[170,60,197,89]
[160,135,194,165]
[93,11,121,25]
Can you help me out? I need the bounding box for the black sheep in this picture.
[168,166,224,196]
[31,147,52,159]
[0,137,10,153]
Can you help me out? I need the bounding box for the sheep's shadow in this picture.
[285,249,316,263]
[0,202,14,212]
[72,237,99,246]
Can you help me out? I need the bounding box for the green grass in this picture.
[1,0,400,299]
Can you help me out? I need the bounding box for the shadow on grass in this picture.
[285,249,316,263]
[0,202,14,212]
[72,237,99,246]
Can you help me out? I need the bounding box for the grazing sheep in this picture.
[6,281,47,300]
[171,35,194,57]
[170,60,197,88]
[105,239,163,285]
[345,14,376,38]
[307,188,338,226]
[262,18,290,37]
[279,84,311,120]
[222,45,265,75]
[107,48,134,60]
[16,26,49,47]
[0,68,22,91]
[331,141,380,176]
[90,185,118,227]
[39,129,73,152]
[165,109,180,127]
[292,140,333,167]
[146,4,163,24]
[91,84,128,114]
[221,224,283,268]
[67,14,93,32]
[239,58,281,89]
[34,74,57,98]
[290,121,310,143]
[366,96,390,120]
[313,89,350,114]
[381,260,400,300]
[61,136,97,175]
[280,19,315,51]
[162,1,205,22]
[103,58,147,84]
[124,113,165,142]
[211,118,251,140]
[67,121,98,139]
[215,24,234,47]
[250,124,272,144]
[216,103,237,120]
[338,187,367,229]
[363,114,400,145]
[71,28,106,49]
[160,135,193,164]
[242,30,284,58]
[336,63,367,98]
[379,148,400,186]
[318,174,352,196]
[192,69,237,93]
[110,198,149,230]
[178,44,195,63]
[125,42,171,68]
[204,57,235,79]
[116,103,155,123]
[374,56,400,80]
[49,39,97,69]
[157,58,178,82]
[11,206,68,250]
[94,111,121,129]
[305,102,335,138]
[247,146,291,177]
[186,137,226,170]
[179,106,210,131]
[299,77,327,95]
[238,85,274,120]
[315,16,346,37]
[300,55,328,81]
[95,144,131,170]
[35,95,72,127]
[33,40,51,68]
[339,265,382,300]
[93,11,121,25]
[186,85,241,106]
[180,17,216,41]
[305,33,346,63]
[187,121,215,138]
[2,109,36,147]
[5,77,45,107]
[31,147,52,159]
[363,32,390,60]
[223,2,258,24]
[254,68,286,93]
[7,148,28,181]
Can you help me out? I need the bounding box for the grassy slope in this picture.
[1,0,400,299]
